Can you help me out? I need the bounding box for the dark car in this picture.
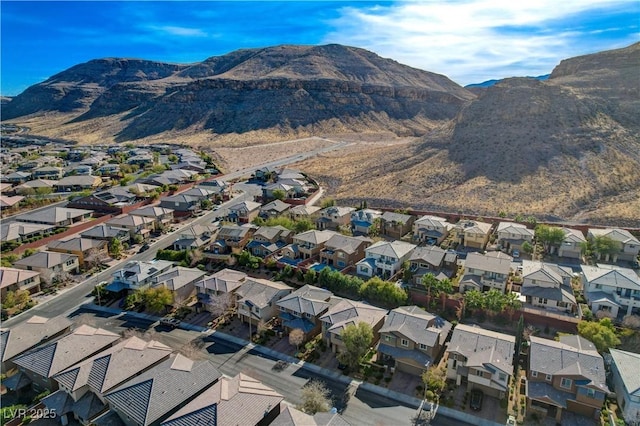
[138,243,150,253]
[159,318,181,329]
[470,389,484,411]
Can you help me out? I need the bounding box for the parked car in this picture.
[159,318,181,329]
[512,249,520,258]
[470,389,484,411]
[138,243,150,253]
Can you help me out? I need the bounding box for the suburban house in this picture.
[107,260,174,293]
[527,335,609,423]
[106,214,156,239]
[2,171,32,184]
[172,224,219,251]
[159,194,201,217]
[129,206,175,229]
[259,199,292,218]
[0,195,24,211]
[356,240,416,279]
[496,222,534,254]
[520,260,577,314]
[581,264,640,318]
[288,205,321,221]
[47,338,173,425]
[587,228,640,262]
[276,284,334,340]
[380,211,415,240]
[195,269,247,314]
[413,215,453,246]
[152,266,207,307]
[68,189,137,214]
[458,251,513,293]
[609,349,640,423]
[14,179,58,195]
[179,187,218,203]
[10,325,120,393]
[452,219,493,250]
[0,267,41,298]
[227,200,262,224]
[446,324,515,399]
[556,227,587,259]
[104,355,221,426]
[55,175,102,192]
[1,222,54,244]
[96,164,120,176]
[235,278,292,327]
[319,234,372,269]
[16,206,93,227]
[13,251,80,276]
[246,225,293,258]
[377,306,452,375]
[205,225,254,260]
[32,166,63,180]
[160,374,284,426]
[315,206,356,231]
[280,230,337,264]
[350,209,382,235]
[408,246,456,285]
[320,299,387,354]
[47,237,109,269]
[0,315,72,374]
[80,224,130,243]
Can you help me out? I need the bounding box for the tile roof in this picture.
[104,354,221,426]
[581,264,640,291]
[52,337,172,394]
[289,205,321,215]
[320,299,387,336]
[521,283,577,305]
[229,200,262,212]
[0,267,40,290]
[609,348,640,397]
[218,225,250,239]
[293,230,338,245]
[130,206,175,218]
[12,325,120,378]
[447,324,515,375]
[414,215,450,228]
[106,214,156,228]
[73,391,107,421]
[381,211,413,224]
[562,227,586,243]
[16,206,92,225]
[153,267,206,291]
[529,335,607,391]
[48,237,107,253]
[13,251,79,269]
[0,195,24,208]
[162,373,283,426]
[455,219,492,235]
[464,252,512,275]
[409,246,446,266]
[236,278,292,309]
[81,224,129,239]
[57,175,102,186]
[1,222,54,242]
[194,269,247,293]
[588,228,640,245]
[521,260,573,285]
[323,234,372,255]
[253,225,291,241]
[272,405,352,426]
[260,200,291,213]
[380,306,451,348]
[496,222,534,238]
[366,240,416,259]
[277,284,333,316]
[0,315,72,362]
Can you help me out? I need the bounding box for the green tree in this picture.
[141,286,174,313]
[593,236,622,260]
[422,273,439,304]
[2,291,16,309]
[337,322,374,371]
[522,241,533,255]
[320,198,336,208]
[298,380,331,414]
[168,154,179,164]
[535,225,565,254]
[22,248,37,258]
[421,365,446,402]
[293,218,315,233]
[464,289,485,312]
[484,288,507,314]
[360,277,408,308]
[271,189,286,200]
[577,318,621,352]
[1,254,19,267]
[304,269,317,284]
[200,199,213,210]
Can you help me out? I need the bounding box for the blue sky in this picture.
[1,1,638,96]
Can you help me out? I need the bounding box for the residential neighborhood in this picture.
[0,139,639,426]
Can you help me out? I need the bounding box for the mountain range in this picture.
[3,42,639,225]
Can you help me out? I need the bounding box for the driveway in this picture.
[387,370,421,398]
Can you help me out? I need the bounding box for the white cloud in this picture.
[322,0,638,84]
[146,25,208,38]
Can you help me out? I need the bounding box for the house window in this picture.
[560,378,572,389]
[476,370,484,377]
[384,335,392,342]
[65,259,75,266]
[539,298,547,304]
[546,374,552,382]
[531,371,538,378]
[587,388,597,398]
[499,373,507,382]
[419,343,427,350]
[401,339,409,347]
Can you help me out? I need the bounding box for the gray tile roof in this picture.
[1,222,54,242]
[0,315,72,363]
[261,199,291,213]
[379,306,451,348]
[294,230,338,245]
[588,228,640,245]
[218,225,250,239]
[320,299,387,336]
[13,251,79,270]
[253,225,291,241]
[16,206,92,225]
[235,278,292,310]
[153,267,206,291]
[447,324,515,375]
[41,389,74,415]
[277,284,333,316]
[381,211,413,225]
[521,260,573,286]
[527,381,573,408]
[48,237,107,253]
[52,337,172,394]
[609,348,640,397]
[409,246,446,267]
[81,224,129,239]
[73,390,107,421]
[194,269,247,293]
[581,264,640,291]
[496,222,534,238]
[104,354,221,426]
[529,335,607,391]
[464,252,512,275]
[162,373,283,426]
[521,284,577,305]
[12,325,119,378]
[366,240,416,259]
[323,234,372,255]
[130,206,174,218]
